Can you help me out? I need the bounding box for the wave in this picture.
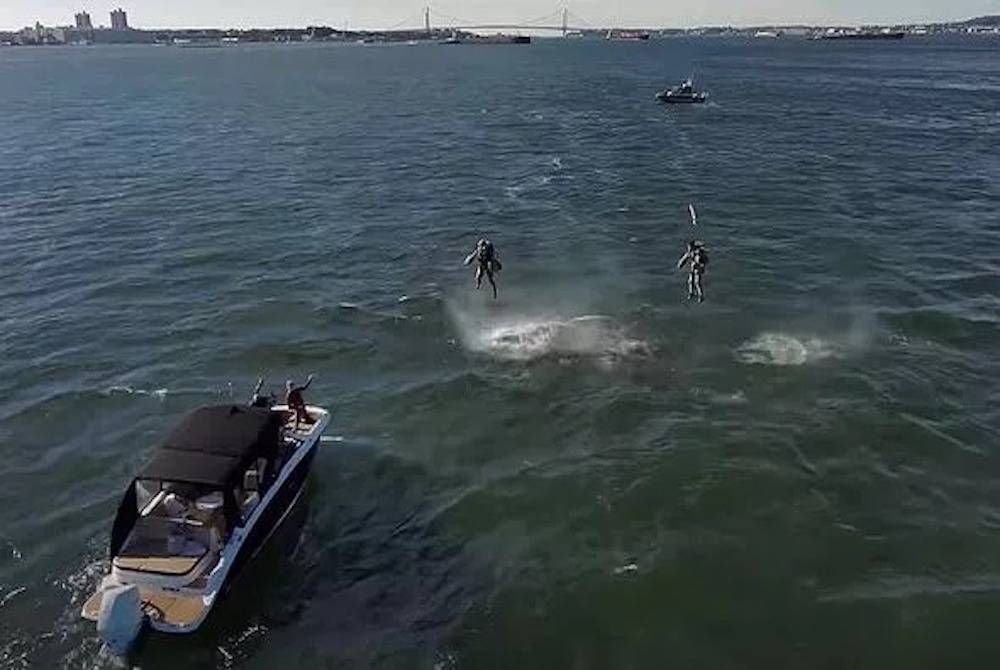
[735,333,837,366]
[703,389,748,405]
[503,175,553,200]
[0,586,26,608]
[459,314,649,363]
[819,574,1000,603]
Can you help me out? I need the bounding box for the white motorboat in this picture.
[655,79,708,104]
[81,386,330,655]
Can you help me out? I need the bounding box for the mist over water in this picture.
[2,36,1000,668]
[448,289,650,363]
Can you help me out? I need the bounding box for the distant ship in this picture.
[172,38,222,48]
[606,29,651,41]
[440,33,530,45]
[818,28,905,40]
[470,34,531,44]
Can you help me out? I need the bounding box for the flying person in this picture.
[285,375,314,428]
[676,240,708,302]
[464,237,502,299]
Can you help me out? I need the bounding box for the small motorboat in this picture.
[81,380,330,655]
[655,79,708,104]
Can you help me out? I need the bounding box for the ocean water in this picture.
[1,36,999,668]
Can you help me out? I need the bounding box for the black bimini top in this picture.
[138,405,282,488]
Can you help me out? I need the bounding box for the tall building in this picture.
[75,11,93,30]
[110,8,128,30]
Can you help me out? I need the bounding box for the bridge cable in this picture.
[426,5,477,27]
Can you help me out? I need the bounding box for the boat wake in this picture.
[735,333,837,366]
[457,313,649,363]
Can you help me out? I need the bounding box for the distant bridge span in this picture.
[384,6,602,35]
[445,24,589,32]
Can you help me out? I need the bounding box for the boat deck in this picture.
[277,404,326,443]
[141,590,207,627]
[82,588,208,628]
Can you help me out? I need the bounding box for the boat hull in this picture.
[657,93,707,104]
[224,441,317,590]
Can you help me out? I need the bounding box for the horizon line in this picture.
[2,12,995,33]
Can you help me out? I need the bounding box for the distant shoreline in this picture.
[2,15,998,47]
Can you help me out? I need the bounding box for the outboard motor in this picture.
[96,583,143,656]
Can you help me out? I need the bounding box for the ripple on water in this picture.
[2,37,999,669]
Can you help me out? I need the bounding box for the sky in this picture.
[2,0,997,31]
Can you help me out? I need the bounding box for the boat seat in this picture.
[114,516,214,576]
[114,555,203,576]
[161,493,187,517]
[143,492,190,520]
[190,492,225,528]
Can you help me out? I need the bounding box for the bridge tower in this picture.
[561,8,568,37]
[424,6,431,34]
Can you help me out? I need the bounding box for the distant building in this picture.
[110,8,128,30]
[75,11,93,30]
[18,22,67,44]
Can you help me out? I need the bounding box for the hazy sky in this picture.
[3,0,997,30]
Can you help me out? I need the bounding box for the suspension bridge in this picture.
[381,6,599,35]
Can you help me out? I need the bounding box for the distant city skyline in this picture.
[2,0,997,31]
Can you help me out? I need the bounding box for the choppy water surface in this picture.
[1,36,1000,668]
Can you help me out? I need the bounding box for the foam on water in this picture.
[613,563,639,576]
[103,385,169,400]
[735,333,837,366]
[456,313,648,363]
